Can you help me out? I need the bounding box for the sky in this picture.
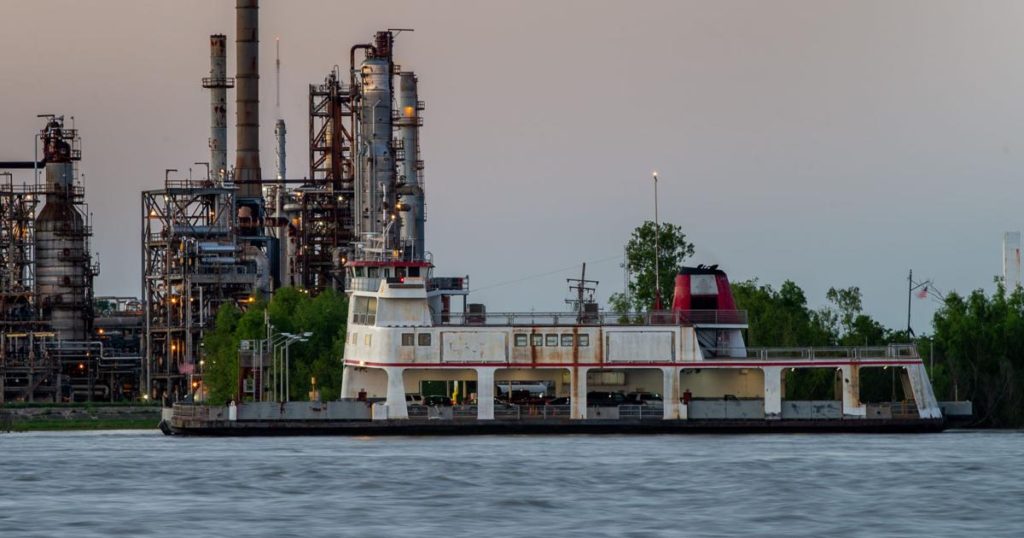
[2,0,1023,333]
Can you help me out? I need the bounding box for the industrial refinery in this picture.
[2,0,426,403]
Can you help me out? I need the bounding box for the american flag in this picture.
[916,286,929,299]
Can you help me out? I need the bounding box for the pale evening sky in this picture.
[2,0,1022,333]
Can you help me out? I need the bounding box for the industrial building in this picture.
[0,117,142,402]
[139,0,427,402]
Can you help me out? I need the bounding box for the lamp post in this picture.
[268,332,291,401]
[278,332,312,402]
[652,171,662,310]
[906,269,932,338]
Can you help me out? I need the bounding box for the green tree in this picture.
[200,288,348,403]
[731,279,834,348]
[932,283,1024,427]
[201,305,243,404]
[822,286,891,347]
[289,289,347,401]
[609,221,695,313]
[731,279,837,400]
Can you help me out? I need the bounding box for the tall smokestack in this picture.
[235,0,261,197]
[203,34,233,182]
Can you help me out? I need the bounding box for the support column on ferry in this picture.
[477,367,496,420]
[661,367,681,420]
[840,365,866,418]
[903,364,942,419]
[340,366,357,399]
[571,367,589,420]
[385,367,409,419]
[763,366,783,420]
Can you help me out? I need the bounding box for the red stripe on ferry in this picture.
[343,359,922,368]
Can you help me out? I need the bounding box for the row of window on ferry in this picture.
[349,332,590,348]
[514,333,590,348]
[349,333,432,347]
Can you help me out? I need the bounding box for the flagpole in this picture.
[907,269,912,337]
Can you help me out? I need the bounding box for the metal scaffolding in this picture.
[298,69,356,292]
[141,178,258,401]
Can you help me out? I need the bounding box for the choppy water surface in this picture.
[1,430,1022,537]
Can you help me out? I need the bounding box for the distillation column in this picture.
[355,32,397,248]
[34,118,91,341]
[396,72,425,259]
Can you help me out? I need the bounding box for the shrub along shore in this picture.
[0,404,160,432]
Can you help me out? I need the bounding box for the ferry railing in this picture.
[439,310,748,327]
[701,344,920,361]
[452,405,478,419]
[616,405,664,420]
[494,405,522,420]
[891,401,920,418]
[407,405,429,419]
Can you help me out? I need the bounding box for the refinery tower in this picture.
[0,117,140,403]
[140,0,428,402]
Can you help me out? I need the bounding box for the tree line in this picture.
[616,221,1024,427]
[202,287,347,404]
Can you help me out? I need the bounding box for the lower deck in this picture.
[339,351,942,422]
[168,414,947,436]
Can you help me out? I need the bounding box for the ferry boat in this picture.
[165,258,954,435]
[333,259,945,429]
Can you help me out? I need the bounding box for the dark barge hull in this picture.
[166,418,946,436]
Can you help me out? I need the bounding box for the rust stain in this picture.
[530,327,537,367]
[571,326,579,364]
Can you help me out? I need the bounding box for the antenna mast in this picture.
[566,263,599,321]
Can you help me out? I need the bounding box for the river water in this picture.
[1,430,1021,537]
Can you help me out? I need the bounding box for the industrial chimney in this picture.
[235,0,261,198]
[202,34,233,182]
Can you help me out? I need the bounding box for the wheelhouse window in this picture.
[514,334,528,347]
[401,333,415,346]
[531,334,543,347]
[352,296,378,325]
[560,334,574,347]
[418,333,432,346]
[578,334,590,347]
[545,334,558,347]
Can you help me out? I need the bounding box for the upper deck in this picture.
[438,310,748,328]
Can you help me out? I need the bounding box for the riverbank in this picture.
[0,404,160,432]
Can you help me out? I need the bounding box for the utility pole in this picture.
[566,263,599,321]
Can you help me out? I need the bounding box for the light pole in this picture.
[906,269,932,338]
[652,171,662,310]
[268,332,291,401]
[278,332,312,402]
